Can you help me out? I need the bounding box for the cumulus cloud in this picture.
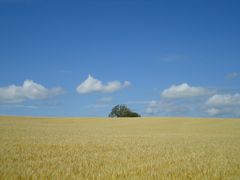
[206,93,240,117]
[76,75,131,94]
[205,108,221,116]
[161,83,209,99]
[206,94,240,106]
[143,83,240,117]
[0,80,63,103]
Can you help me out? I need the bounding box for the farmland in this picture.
[0,116,240,179]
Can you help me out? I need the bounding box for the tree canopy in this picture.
[108,105,141,118]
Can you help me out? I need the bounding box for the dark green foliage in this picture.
[109,105,141,118]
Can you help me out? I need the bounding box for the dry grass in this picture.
[0,116,240,179]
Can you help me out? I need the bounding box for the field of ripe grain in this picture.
[0,116,240,179]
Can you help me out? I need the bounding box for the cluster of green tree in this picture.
[108,104,141,118]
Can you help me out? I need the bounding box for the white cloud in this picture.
[205,108,221,116]
[145,101,160,114]
[145,100,189,115]
[206,94,240,106]
[205,93,240,117]
[76,75,131,94]
[205,107,240,117]
[0,80,63,103]
[161,83,209,99]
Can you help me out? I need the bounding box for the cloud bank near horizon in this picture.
[0,78,239,118]
[144,83,240,118]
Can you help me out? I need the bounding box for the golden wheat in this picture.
[0,116,240,179]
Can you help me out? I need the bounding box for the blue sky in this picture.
[0,0,240,117]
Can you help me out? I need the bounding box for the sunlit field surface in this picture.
[0,116,240,179]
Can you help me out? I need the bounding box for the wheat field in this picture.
[0,116,240,179]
